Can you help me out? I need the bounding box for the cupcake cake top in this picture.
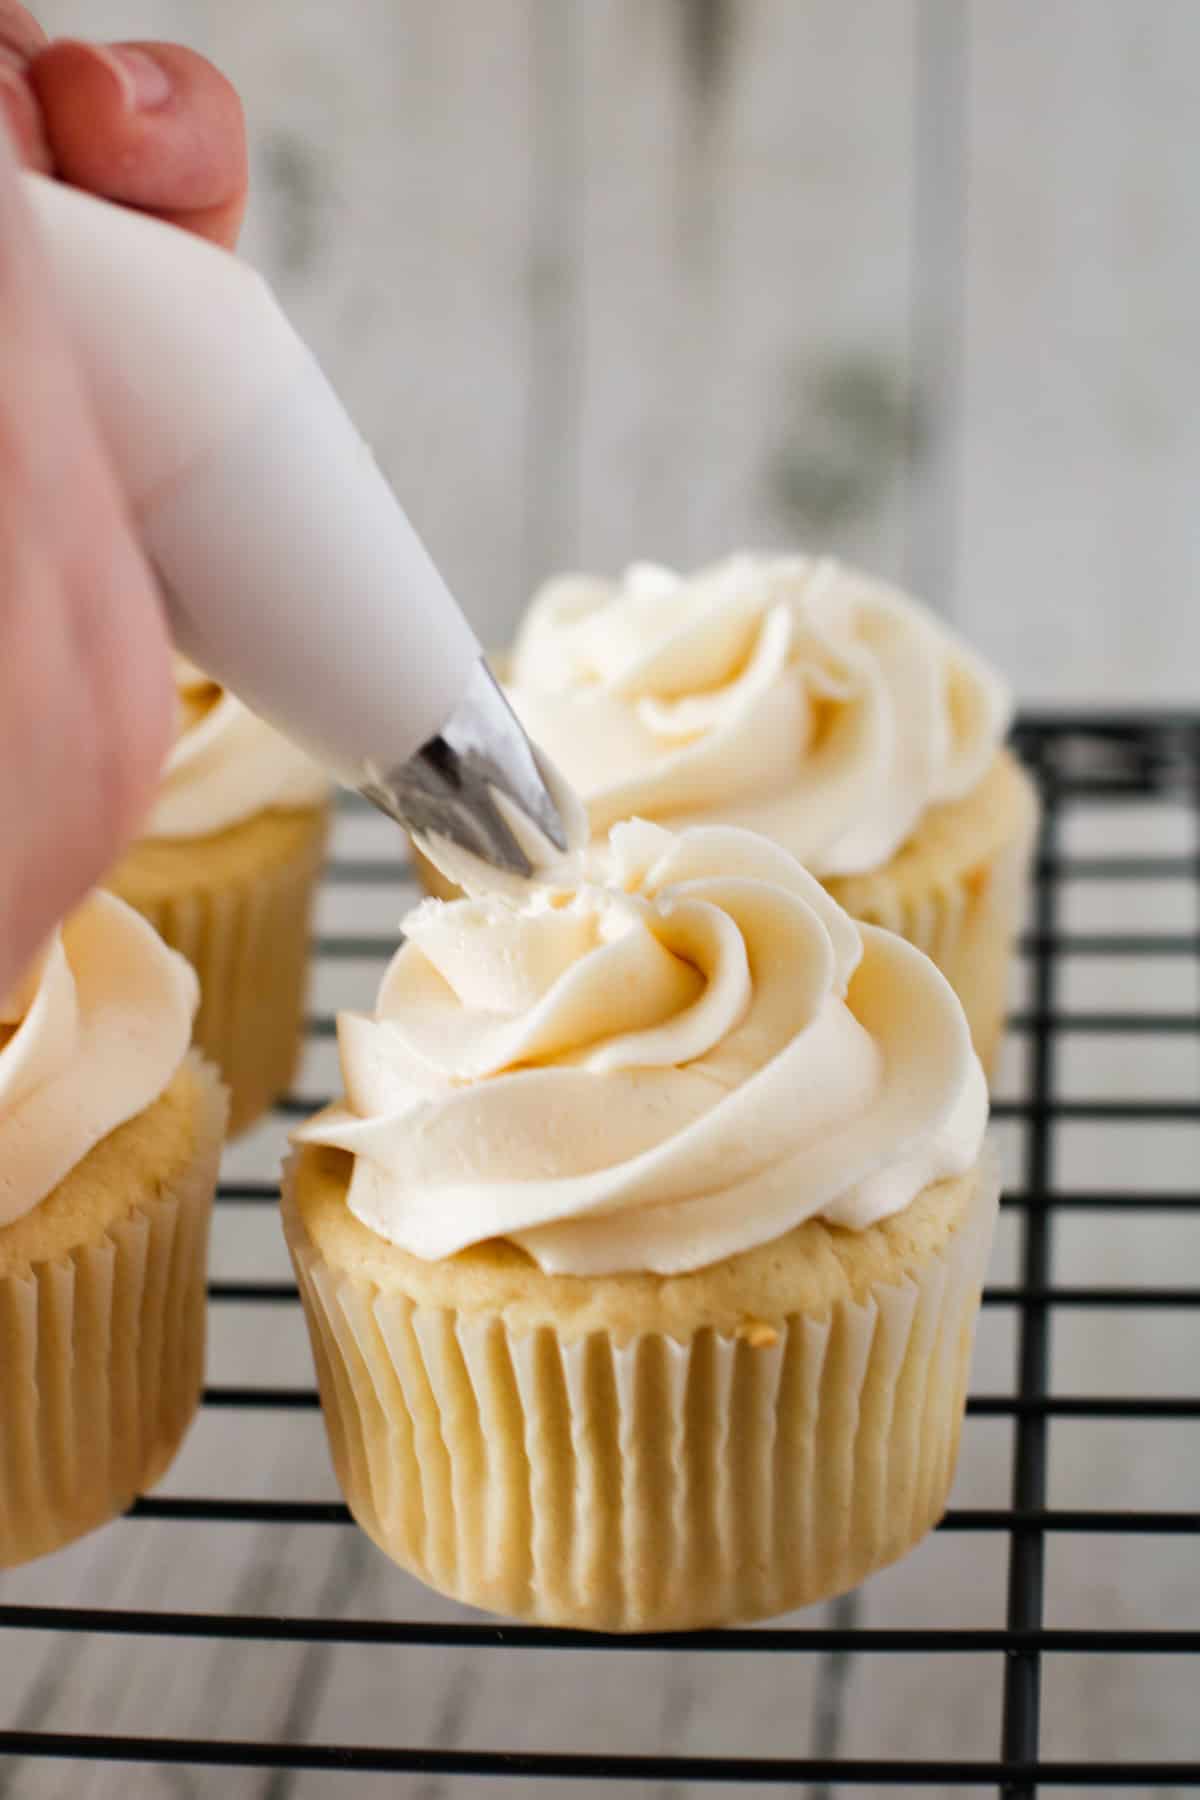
[297,820,987,1276]
[0,892,198,1225]
[507,554,1011,877]
[145,655,328,838]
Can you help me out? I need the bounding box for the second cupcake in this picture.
[106,656,329,1133]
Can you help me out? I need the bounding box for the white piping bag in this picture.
[23,172,569,877]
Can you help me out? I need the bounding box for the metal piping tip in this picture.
[358,658,569,879]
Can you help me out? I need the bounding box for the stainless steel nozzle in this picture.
[359,659,570,879]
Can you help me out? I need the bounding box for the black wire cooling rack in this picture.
[0,710,1197,1797]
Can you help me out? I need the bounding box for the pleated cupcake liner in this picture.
[117,810,327,1134]
[281,1153,999,1633]
[827,806,1038,1076]
[0,1052,225,1569]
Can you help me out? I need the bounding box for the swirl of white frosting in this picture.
[507,554,1011,878]
[146,656,328,838]
[297,821,987,1276]
[0,892,199,1225]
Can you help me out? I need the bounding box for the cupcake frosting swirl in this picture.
[0,892,199,1225]
[146,656,328,838]
[507,554,1011,877]
[297,821,987,1275]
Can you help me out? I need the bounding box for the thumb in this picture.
[29,38,248,247]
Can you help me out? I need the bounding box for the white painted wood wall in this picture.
[36,0,1200,703]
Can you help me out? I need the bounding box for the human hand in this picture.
[0,5,248,998]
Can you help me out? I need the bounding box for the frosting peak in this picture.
[146,655,327,838]
[298,822,987,1275]
[507,554,1011,877]
[0,892,199,1225]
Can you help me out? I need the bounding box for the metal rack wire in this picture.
[0,711,1197,1794]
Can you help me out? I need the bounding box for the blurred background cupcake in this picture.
[106,656,329,1133]
[418,553,1038,1072]
[0,891,225,1567]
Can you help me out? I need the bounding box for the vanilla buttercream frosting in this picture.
[146,656,327,838]
[296,820,987,1276]
[0,891,199,1225]
[506,554,1011,879]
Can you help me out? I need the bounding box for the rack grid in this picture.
[0,710,1197,1795]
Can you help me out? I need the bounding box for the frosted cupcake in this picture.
[285,820,997,1631]
[415,555,1038,1071]
[0,891,225,1567]
[106,656,329,1133]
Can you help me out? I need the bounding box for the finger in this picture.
[0,132,173,993]
[0,3,50,169]
[0,62,49,168]
[29,38,248,246]
[0,1,45,62]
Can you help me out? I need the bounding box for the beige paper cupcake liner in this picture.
[826,822,1035,1077]
[110,808,328,1134]
[282,1155,999,1632]
[0,1053,225,1569]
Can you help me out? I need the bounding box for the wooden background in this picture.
[3,5,1196,1796]
[34,0,1200,701]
